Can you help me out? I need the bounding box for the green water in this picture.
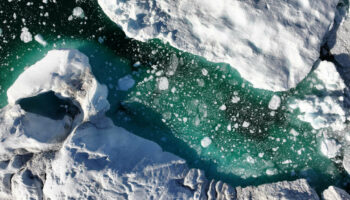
[18,91,79,120]
[0,0,349,193]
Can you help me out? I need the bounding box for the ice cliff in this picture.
[98,0,338,91]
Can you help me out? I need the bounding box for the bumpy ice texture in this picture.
[98,0,338,91]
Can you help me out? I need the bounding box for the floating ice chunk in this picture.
[118,75,135,91]
[282,160,292,164]
[158,77,169,91]
[133,61,141,68]
[7,49,110,121]
[231,96,240,104]
[293,96,346,131]
[246,156,255,164]
[320,138,341,159]
[268,95,281,110]
[227,124,231,131]
[72,7,85,18]
[329,12,350,69]
[20,27,32,43]
[242,121,250,128]
[314,61,345,91]
[219,104,227,111]
[289,61,348,131]
[201,69,208,76]
[167,54,178,76]
[343,148,350,175]
[290,129,299,137]
[236,179,319,199]
[266,169,277,176]
[0,28,2,36]
[34,34,47,46]
[201,137,212,148]
[323,186,350,200]
[98,0,338,91]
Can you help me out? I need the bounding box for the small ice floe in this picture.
[133,61,141,68]
[290,129,299,137]
[201,137,212,148]
[320,138,341,159]
[219,104,227,111]
[68,7,85,20]
[73,7,85,18]
[231,96,240,103]
[201,68,208,76]
[20,27,32,43]
[34,34,47,46]
[242,121,250,128]
[118,75,135,91]
[268,95,281,110]
[266,169,277,176]
[158,77,169,91]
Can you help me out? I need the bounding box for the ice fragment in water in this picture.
[201,137,212,148]
[20,27,32,43]
[158,77,169,90]
[118,75,135,91]
[268,95,281,110]
[34,34,47,46]
[320,138,341,159]
[72,7,85,18]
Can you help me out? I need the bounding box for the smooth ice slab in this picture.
[98,0,338,91]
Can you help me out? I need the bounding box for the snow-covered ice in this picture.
[201,137,212,148]
[158,76,169,91]
[268,95,281,110]
[236,179,319,200]
[7,49,109,121]
[20,27,32,43]
[322,186,350,200]
[98,0,338,91]
[34,34,47,46]
[320,138,341,159]
[329,8,350,69]
[72,7,85,18]
[289,61,348,131]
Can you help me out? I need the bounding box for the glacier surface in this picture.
[98,0,338,91]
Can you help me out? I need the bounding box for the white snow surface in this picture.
[322,186,350,200]
[98,0,338,91]
[72,7,85,18]
[34,34,47,46]
[320,138,341,159]
[20,27,32,43]
[289,61,348,131]
[268,95,281,110]
[201,137,212,148]
[7,49,109,122]
[158,76,169,90]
